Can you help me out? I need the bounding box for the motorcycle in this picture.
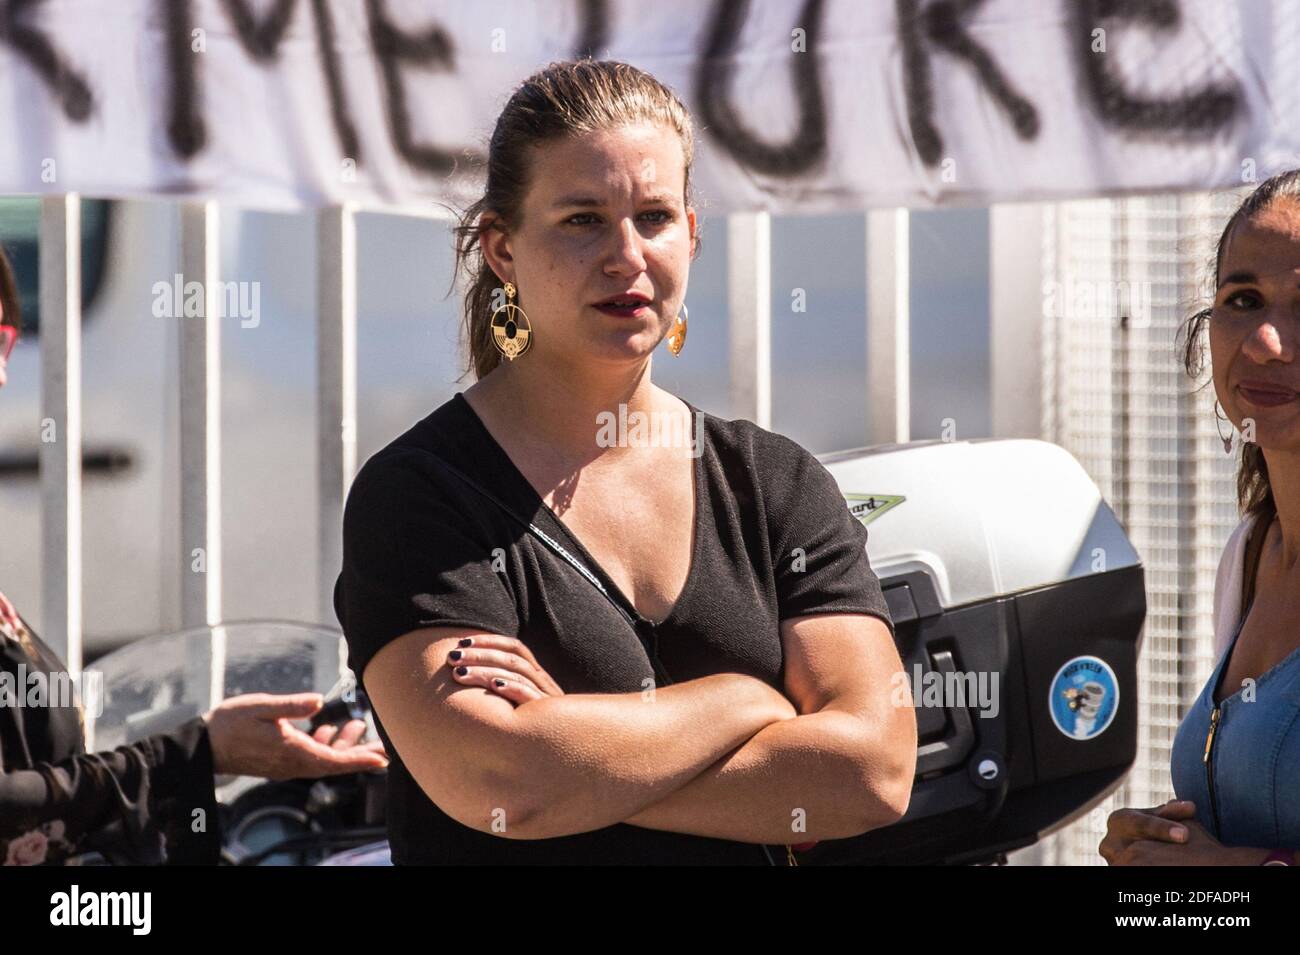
[85,620,391,866]
[83,439,1147,867]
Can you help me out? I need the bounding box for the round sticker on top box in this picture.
[1049,655,1119,740]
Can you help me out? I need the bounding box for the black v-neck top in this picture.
[334,391,894,865]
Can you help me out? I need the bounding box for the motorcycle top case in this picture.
[806,438,1146,865]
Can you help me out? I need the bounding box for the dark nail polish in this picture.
[455,666,468,676]
[449,650,462,661]
[458,637,473,647]
[493,679,506,688]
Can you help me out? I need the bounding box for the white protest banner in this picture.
[0,0,1296,213]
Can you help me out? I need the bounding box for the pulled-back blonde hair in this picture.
[452,59,699,381]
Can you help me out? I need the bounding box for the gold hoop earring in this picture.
[1214,399,1234,454]
[666,304,688,356]
[490,282,532,361]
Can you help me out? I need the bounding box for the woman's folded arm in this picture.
[363,625,797,840]
[623,613,917,844]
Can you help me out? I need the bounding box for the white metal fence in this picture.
[28,197,914,699]
[26,187,1247,864]
[1034,189,1245,865]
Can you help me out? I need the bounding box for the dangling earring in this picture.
[490,282,532,361]
[666,304,688,356]
[1214,399,1234,453]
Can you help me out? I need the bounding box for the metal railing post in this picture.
[316,203,358,688]
[727,212,771,427]
[179,200,224,711]
[991,203,1046,439]
[39,193,83,676]
[867,208,910,445]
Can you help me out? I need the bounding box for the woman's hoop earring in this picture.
[666,304,688,356]
[1214,399,1234,454]
[490,282,532,362]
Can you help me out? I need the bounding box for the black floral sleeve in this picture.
[0,614,221,865]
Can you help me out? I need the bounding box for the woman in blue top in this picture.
[1101,170,1300,866]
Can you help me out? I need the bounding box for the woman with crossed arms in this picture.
[336,60,917,865]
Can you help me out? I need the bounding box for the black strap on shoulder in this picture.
[407,447,639,631]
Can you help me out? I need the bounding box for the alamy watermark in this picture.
[50,885,151,935]
[152,273,261,328]
[891,664,999,719]
[595,404,704,457]
[1042,277,1152,327]
[0,665,104,718]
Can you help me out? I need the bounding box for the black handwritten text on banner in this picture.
[0,0,1294,212]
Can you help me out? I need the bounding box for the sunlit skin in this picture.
[1101,197,1300,866]
[499,123,696,365]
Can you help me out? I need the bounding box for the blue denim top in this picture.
[1170,606,1300,849]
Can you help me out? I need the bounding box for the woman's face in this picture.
[1210,198,1300,451]
[482,122,696,369]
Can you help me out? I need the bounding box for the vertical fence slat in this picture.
[39,194,82,676]
[179,201,224,711]
[867,208,910,445]
[727,212,771,427]
[991,203,1046,440]
[317,204,357,685]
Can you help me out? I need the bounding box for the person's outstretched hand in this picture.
[203,693,389,780]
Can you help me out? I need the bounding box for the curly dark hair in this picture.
[1177,169,1300,521]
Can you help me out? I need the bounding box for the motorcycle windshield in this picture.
[83,622,351,751]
